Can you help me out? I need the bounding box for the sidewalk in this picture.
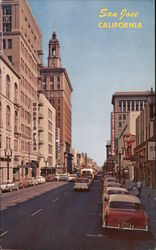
[125,179,156,238]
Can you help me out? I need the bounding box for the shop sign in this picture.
[148,141,156,161]
[32,101,38,152]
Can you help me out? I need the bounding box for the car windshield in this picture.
[109,201,142,210]
[108,190,127,195]
[77,179,88,183]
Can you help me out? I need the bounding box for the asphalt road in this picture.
[0,176,156,250]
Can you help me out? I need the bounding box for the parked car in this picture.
[74,178,89,191]
[15,178,29,189]
[25,177,36,186]
[0,181,10,192]
[55,173,68,181]
[68,174,77,182]
[102,194,148,231]
[0,180,19,192]
[35,176,46,184]
[104,177,118,185]
[45,174,55,182]
[102,187,129,202]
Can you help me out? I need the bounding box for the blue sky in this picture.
[28,0,155,167]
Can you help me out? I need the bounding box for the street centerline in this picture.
[52,198,58,203]
[0,230,9,237]
[31,209,43,217]
[86,234,108,238]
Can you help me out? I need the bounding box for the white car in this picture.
[74,178,89,191]
[26,177,36,186]
[35,176,46,184]
[0,180,19,192]
[103,187,129,202]
[68,174,77,182]
[55,173,68,181]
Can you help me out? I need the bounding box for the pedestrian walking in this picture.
[137,179,142,197]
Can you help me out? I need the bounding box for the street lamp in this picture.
[4,149,13,180]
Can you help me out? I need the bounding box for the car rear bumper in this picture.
[102,222,149,231]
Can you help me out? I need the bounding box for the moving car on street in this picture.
[81,168,94,180]
[74,178,89,191]
[102,194,148,231]
[68,174,77,182]
[55,173,69,181]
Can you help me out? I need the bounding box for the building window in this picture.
[136,101,139,111]
[140,101,143,110]
[123,114,126,120]
[3,23,12,32]
[127,101,130,111]
[50,83,54,90]
[14,82,18,103]
[8,56,12,63]
[57,83,60,89]
[6,105,11,128]
[118,100,122,111]
[52,48,56,56]
[8,39,12,49]
[0,102,2,127]
[48,144,52,154]
[48,132,52,143]
[0,134,1,148]
[3,5,12,15]
[48,109,52,120]
[119,121,122,128]
[14,110,18,132]
[6,75,11,98]
[50,74,54,82]
[131,101,134,111]
[48,121,52,131]
[3,39,6,49]
[123,101,126,111]
[118,114,122,120]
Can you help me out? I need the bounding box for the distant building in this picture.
[111,91,149,154]
[38,93,56,175]
[106,140,111,160]
[40,29,73,173]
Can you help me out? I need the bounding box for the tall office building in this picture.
[2,0,43,177]
[41,30,73,173]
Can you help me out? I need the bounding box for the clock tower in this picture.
[48,28,62,68]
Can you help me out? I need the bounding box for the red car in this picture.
[102,194,148,231]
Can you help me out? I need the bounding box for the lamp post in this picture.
[4,149,13,180]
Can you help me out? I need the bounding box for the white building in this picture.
[38,93,56,175]
[0,51,20,181]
